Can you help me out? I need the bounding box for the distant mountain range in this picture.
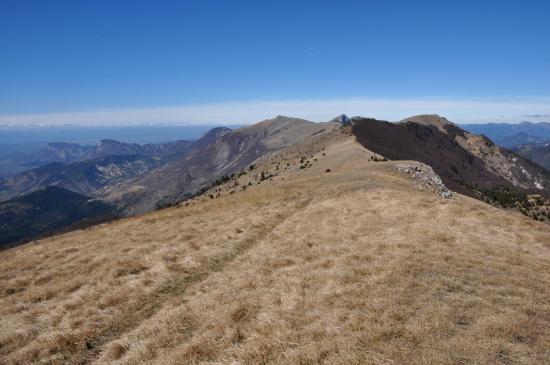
[0,138,192,177]
[460,121,550,171]
[0,155,165,202]
[461,121,550,147]
[41,138,193,162]
[511,142,550,170]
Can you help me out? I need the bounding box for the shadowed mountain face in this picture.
[0,186,115,247]
[351,115,550,198]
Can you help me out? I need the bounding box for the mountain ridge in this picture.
[1,114,549,247]
[102,116,337,215]
[352,116,550,196]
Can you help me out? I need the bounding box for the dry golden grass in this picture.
[1,134,549,364]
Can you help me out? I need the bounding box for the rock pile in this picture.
[396,162,453,199]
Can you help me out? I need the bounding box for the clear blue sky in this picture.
[1,0,549,124]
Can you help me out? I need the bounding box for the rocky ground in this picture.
[397,162,453,199]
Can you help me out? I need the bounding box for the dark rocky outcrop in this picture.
[351,116,550,199]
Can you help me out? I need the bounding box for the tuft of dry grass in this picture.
[1,134,549,364]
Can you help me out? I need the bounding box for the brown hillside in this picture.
[1,131,549,364]
[352,116,550,197]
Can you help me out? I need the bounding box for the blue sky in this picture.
[1,0,549,125]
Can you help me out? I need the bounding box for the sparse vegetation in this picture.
[478,185,550,220]
[260,171,272,181]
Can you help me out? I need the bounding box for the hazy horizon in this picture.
[1,1,549,126]
[1,98,550,127]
